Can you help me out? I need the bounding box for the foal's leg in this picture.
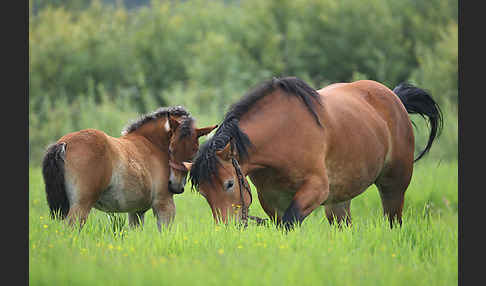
[324,200,352,227]
[66,185,101,230]
[281,175,329,230]
[67,203,93,229]
[65,181,102,229]
[152,195,176,232]
[128,211,146,229]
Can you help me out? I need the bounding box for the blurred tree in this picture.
[28,0,458,164]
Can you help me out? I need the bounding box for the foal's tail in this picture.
[42,142,70,219]
[393,83,443,162]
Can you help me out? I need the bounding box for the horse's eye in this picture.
[224,180,235,192]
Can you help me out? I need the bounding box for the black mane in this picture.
[189,76,322,189]
[121,106,192,136]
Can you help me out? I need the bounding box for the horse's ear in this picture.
[168,116,182,132]
[182,162,193,171]
[196,124,218,138]
[216,141,232,161]
[216,139,237,161]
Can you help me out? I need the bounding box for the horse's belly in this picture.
[325,183,371,204]
[94,187,150,213]
[324,147,385,204]
[94,170,152,213]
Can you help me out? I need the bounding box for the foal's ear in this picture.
[182,162,193,171]
[196,124,218,138]
[167,116,182,132]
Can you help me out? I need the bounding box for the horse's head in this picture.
[166,115,217,194]
[185,140,252,224]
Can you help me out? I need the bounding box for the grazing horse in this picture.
[186,77,442,229]
[42,106,217,231]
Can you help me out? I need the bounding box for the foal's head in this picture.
[122,106,217,194]
[166,115,217,194]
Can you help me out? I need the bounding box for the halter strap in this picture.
[169,160,188,172]
[229,141,253,227]
[166,115,188,173]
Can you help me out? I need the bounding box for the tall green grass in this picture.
[29,161,457,286]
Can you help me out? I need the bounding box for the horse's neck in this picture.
[129,120,170,151]
[238,104,291,175]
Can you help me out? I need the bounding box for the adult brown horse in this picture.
[186,77,442,229]
[42,106,217,231]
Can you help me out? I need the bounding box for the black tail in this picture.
[393,83,443,162]
[42,142,70,219]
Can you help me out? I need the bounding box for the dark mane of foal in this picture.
[121,106,194,138]
[189,76,322,189]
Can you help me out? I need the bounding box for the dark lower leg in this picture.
[380,193,404,229]
[128,211,146,228]
[280,180,329,231]
[281,200,306,230]
[325,200,352,227]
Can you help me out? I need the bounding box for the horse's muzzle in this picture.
[168,181,185,194]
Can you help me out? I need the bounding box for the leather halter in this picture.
[229,142,253,227]
[169,159,188,172]
[166,113,189,173]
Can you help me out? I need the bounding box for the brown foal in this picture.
[42,106,217,231]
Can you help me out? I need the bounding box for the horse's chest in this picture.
[249,170,298,217]
[260,186,295,216]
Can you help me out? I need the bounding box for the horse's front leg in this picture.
[152,194,176,232]
[281,174,329,230]
[128,210,147,229]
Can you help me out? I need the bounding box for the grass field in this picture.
[29,160,458,286]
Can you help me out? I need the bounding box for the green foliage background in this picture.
[29,0,458,164]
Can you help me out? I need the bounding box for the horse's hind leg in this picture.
[128,211,146,228]
[64,172,106,230]
[325,200,352,227]
[67,202,94,229]
[375,162,413,228]
[376,186,405,228]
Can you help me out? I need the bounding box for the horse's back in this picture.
[58,128,113,169]
[319,80,413,149]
